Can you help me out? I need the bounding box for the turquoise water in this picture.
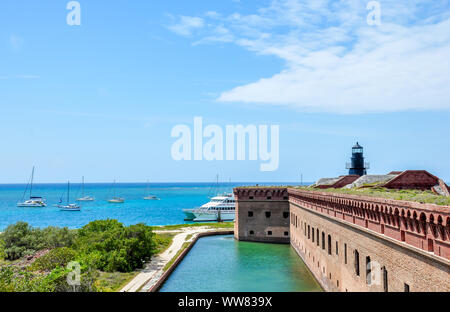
[159,235,322,292]
[0,182,289,230]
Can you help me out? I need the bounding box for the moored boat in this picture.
[143,180,160,200]
[183,193,235,222]
[58,181,81,211]
[76,176,95,201]
[107,180,125,203]
[17,167,47,207]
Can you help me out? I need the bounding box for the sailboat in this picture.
[108,180,125,203]
[143,180,159,200]
[58,181,81,211]
[17,166,47,207]
[76,176,95,201]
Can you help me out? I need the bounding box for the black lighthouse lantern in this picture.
[346,142,369,176]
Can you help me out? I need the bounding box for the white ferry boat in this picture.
[183,193,235,222]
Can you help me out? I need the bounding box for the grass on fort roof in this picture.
[294,186,450,206]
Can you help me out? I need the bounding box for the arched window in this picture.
[316,229,319,246]
[322,232,325,250]
[308,225,311,239]
[312,227,315,243]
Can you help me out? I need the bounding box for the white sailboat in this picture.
[76,176,95,201]
[143,180,159,200]
[108,180,125,203]
[17,166,47,207]
[58,181,81,211]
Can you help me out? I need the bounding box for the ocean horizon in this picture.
[0,182,306,231]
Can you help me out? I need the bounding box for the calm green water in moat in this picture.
[160,235,322,292]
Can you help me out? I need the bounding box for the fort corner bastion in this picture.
[233,177,450,292]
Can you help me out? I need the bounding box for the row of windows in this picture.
[293,214,411,292]
[248,230,289,237]
[248,211,289,219]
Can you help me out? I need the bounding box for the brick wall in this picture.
[234,188,290,243]
[289,189,450,292]
[234,187,450,292]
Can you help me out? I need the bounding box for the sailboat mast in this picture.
[67,181,70,204]
[81,176,85,197]
[30,166,35,198]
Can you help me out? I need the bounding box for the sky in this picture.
[0,0,449,183]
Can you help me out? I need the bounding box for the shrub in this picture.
[40,226,76,249]
[0,222,76,261]
[0,239,5,260]
[0,265,98,292]
[30,247,76,272]
[73,220,156,272]
[1,222,41,260]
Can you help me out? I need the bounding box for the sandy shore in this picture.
[120,226,228,292]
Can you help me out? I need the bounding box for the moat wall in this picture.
[234,187,450,292]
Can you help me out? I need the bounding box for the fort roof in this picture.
[235,185,450,207]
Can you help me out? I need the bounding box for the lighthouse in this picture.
[346,142,369,176]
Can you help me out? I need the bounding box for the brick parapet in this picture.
[288,189,450,260]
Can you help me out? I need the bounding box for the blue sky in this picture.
[0,0,449,183]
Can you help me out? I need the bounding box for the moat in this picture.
[159,235,322,292]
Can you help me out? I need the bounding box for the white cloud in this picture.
[167,16,205,36]
[169,0,450,114]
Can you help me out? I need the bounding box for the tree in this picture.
[74,220,155,272]
[0,239,5,260]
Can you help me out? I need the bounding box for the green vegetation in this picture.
[73,220,156,272]
[95,271,138,292]
[1,222,76,261]
[0,239,5,261]
[0,220,173,292]
[30,247,76,272]
[298,186,450,206]
[152,233,175,254]
[163,242,190,272]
